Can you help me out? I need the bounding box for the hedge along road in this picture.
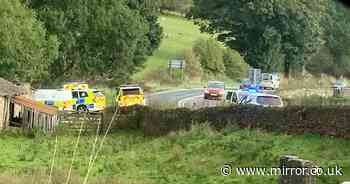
[145,89,203,108]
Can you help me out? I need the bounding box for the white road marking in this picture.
[177,95,203,108]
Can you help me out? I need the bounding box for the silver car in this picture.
[226,90,284,107]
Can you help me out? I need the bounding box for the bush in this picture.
[143,67,180,85]
[193,38,226,76]
[0,0,59,83]
[183,49,202,79]
[223,49,248,80]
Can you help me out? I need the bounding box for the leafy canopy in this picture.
[190,0,328,77]
[0,0,59,83]
[28,0,162,85]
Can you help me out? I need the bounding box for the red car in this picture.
[204,81,225,100]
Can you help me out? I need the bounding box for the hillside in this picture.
[132,15,209,88]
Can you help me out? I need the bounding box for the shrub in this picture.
[183,49,203,79]
[223,49,249,80]
[193,38,226,76]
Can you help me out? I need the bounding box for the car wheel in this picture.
[77,105,88,112]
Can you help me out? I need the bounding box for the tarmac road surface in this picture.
[145,89,203,107]
[146,89,226,109]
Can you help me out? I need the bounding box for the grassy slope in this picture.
[0,126,349,184]
[132,15,209,87]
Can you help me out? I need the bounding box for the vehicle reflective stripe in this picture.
[78,98,85,104]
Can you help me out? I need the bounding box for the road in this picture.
[177,95,225,109]
[146,89,225,109]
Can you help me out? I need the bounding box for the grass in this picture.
[284,95,350,106]
[102,15,236,93]
[132,14,209,86]
[0,125,349,184]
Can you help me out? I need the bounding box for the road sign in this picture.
[168,59,185,69]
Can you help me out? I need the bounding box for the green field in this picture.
[0,125,349,184]
[132,15,209,87]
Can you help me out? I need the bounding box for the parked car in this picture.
[204,81,225,100]
[226,90,284,108]
[225,90,250,104]
[333,80,347,89]
[116,84,145,107]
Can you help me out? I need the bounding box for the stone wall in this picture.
[279,156,316,184]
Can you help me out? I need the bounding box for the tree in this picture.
[223,49,248,80]
[0,0,59,83]
[189,0,327,77]
[305,0,350,78]
[193,38,226,76]
[306,46,335,76]
[28,0,162,85]
[322,0,350,78]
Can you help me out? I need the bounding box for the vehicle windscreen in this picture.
[262,75,272,80]
[257,96,282,106]
[34,90,72,101]
[122,88,141,95]
[335,80,345,86]
[226,91,233,100]
[208,82,225,89]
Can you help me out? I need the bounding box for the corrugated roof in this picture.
[11,96,58,115]
[0,78,27,96]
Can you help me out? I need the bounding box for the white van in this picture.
[260,73,280,90]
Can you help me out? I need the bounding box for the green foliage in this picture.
[183,49,202,79]
[306,1,350,78]
[320,0,350,78]
[192,38,246,80]
[0,0,59,83]
[306,47,335,76]
[27,0,162,86]
[223,49,249,80]
[190,0,327,76]
[193,38,225,76]
[132,15,210,87]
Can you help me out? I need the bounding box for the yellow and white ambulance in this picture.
[34,83,106,112]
